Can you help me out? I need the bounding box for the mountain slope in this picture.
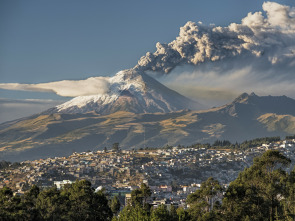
[45,69,203,115]
[216,92,295,117]
[1,93,295,161]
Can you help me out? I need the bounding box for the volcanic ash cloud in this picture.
[134,1,295,74]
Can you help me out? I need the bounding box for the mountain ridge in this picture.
[1,92,295,161]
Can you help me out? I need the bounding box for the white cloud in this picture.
[0,77,110,97]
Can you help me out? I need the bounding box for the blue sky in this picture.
[1,0,295,122]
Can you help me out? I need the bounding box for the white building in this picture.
[54,180,73,189]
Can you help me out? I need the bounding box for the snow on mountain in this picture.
[48,69,202,114]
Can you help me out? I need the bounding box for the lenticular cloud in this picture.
[134,1,295,74]
[0,77,110,97]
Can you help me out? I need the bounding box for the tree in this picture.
[282,166,295,220]
[186,177,222,220]
[0,187,14,220]
[140,183,152,208]
[171,180,179,192]
[170,205,178,221]
[112,143,120,152]
[114,204,149,221]
[0,160,11,169]
[222,150,291,221]
[63,180,93,220]
[0,180,113,221]
[131,189,143,207]
[110,196,121,215]
[150,205,171,221]
[22,185,40,220]
[0,186,32,221]
[176,207,190,221]
[61,179,112,221]
[36,186,67,220]
[130,183,152,210]
[93,189,113,221]
[187,177,222,214]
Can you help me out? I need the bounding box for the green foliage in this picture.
[0,160,11,169]
[0,186,37,221]
[36,186,67,220]
[212,140,231,147]
[222,150,291,221]
[139,136,282,151]
[61,180,112,221]
[22,185,40,220]
[285,134,295,140]
[112,143,120,152]
[130,183,152,209]
[187,177,222,220]
[0,180,112,221]
[114,204,149,221]
[188,136,281,151]
[0,187,16,220]
[176,207,190,221]
[185,143,212,150]
[150,205,174,221]
[110,196,121,215]
[170,205,178,221]
[0,161,23,170]
[282,166,295,220]
[239,136,281,150]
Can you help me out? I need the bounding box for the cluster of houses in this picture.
[0,139,294,206]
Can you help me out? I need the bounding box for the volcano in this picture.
[44,69,203,115]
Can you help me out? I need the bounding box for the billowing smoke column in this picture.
[134,1,295,74]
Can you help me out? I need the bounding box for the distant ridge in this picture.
[218,92,295,117]
[1,92,295,162]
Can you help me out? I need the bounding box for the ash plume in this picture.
[134,1,295,74]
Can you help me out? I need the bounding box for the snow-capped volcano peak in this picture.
[51,69,202,115]
[108,69,147,94]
